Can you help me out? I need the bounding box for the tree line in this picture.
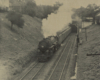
[6,1,62,29]
[72,4,100,24]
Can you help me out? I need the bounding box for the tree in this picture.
[23,1,36,17]
[6,11,24,29]
[53,2,63,11]
[42,5,54,19]
[35,5,44,19]
[36,5,57,19]
[72,4,100,24]
[86,4,100,24]
[72,7,87,19]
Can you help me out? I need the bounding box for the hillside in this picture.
[77,24,100,80]
[0,13,43,80]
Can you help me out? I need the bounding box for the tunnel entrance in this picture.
[70,24,77,33]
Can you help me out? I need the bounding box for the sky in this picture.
[35,0,100,8]
[0,0,9,7]
[34,0,100,37]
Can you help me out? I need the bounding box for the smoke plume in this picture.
[42,2,73,37]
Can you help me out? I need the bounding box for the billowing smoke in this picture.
[42,2,73,37]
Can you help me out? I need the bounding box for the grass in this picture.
[0,13,43,80]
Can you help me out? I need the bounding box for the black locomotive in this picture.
[37,36,60,62]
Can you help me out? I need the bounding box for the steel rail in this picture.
[58,36,76,80]
[47,35,73,80]
[30,64,45,80]
[19,62,38,80]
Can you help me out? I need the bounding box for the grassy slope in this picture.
[0,13,43,80]
[77,24,100,80]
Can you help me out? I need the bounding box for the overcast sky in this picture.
[35,0,100,8]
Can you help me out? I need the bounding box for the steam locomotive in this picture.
[37,23,77,62]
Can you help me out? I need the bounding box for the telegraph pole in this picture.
[82,17,87,41]
[85,27,87,41]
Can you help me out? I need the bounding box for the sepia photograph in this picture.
[0,0,100,80]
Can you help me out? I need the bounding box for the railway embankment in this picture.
[0,13,43,80]
[77,24,100,80]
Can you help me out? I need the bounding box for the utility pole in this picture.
[85,28,87,41]
[82,16,87,41]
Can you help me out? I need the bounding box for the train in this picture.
[37,23,77,62]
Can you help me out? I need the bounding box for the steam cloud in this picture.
[42,2,73,37]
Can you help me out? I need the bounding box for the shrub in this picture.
[6,11,24,29]
[36,2,63,19]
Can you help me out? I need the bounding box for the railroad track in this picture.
[46,34,76,80]
[15,34,76,80]
[30,34,72,80]
[19,62,45,80]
